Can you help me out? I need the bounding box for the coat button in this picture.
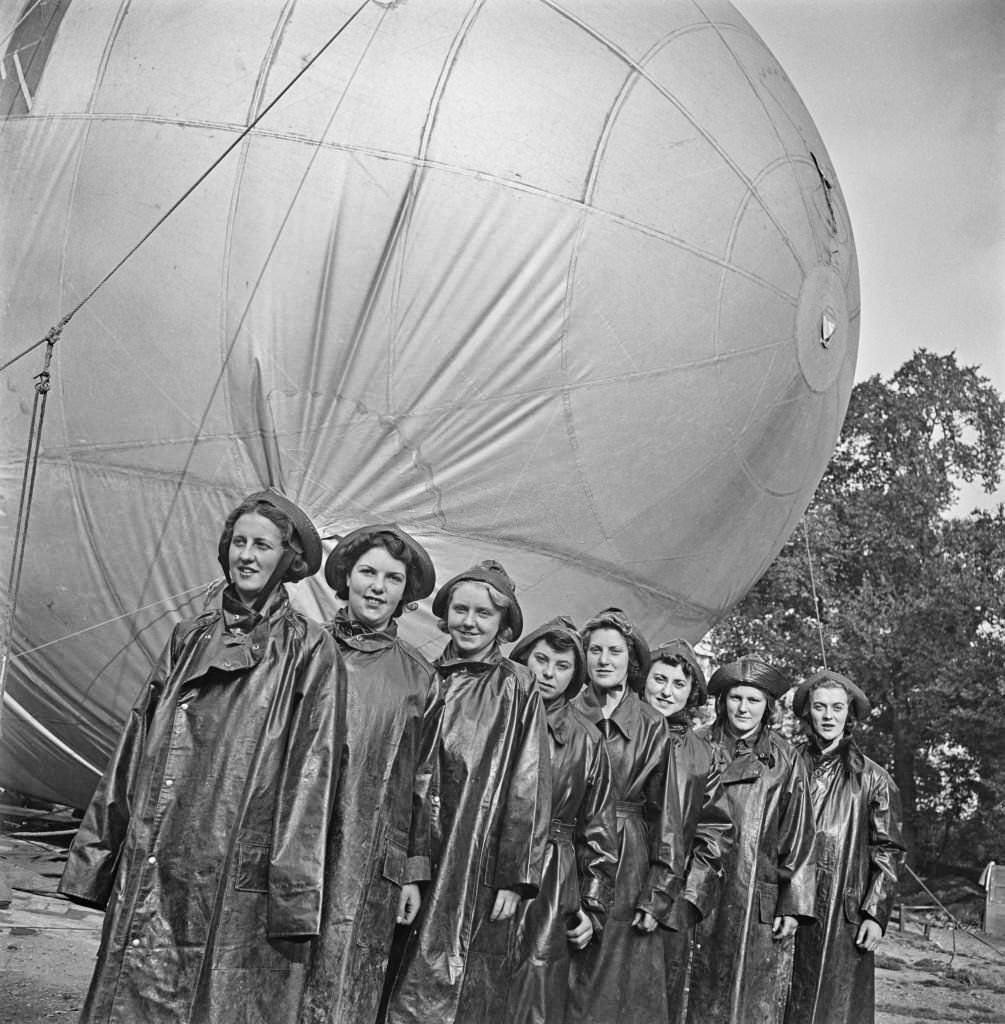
[164,779,174,788]
[132,938,140,947]
[179,702,189,711]
[147,856,156,865]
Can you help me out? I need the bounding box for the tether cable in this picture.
[801,517,828,670]
[0,332,57,732]
[0,0,371,377]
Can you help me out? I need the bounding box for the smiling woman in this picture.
[58,489,346,1024]
[301,524,437,1024]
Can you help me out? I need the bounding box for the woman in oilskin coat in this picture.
[384,559,551,1024]
[299,524,437,1024]
[567,608,687,1024]
[688,657,816,1024]
[642,639,733,1024]
[506,616,618,1024]
[785,670,905,1024]
[59,489,346,1024]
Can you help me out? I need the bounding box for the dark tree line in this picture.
[709,350,1005,870]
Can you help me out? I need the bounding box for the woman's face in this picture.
[809,684,850,745]
[645,661,692,718]
[726,685,767,736]
[228,512,284,605]
[446,581,504,660]
[346,545,407,631]
[586,628,630,691]
[526,639,577,703]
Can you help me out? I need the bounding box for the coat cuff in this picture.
[581,877,613,915]
[405,855,431,885]
[636,867,683,928]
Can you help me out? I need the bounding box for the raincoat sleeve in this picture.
[490,677,551,898]
[637,736,686,927]
[774,752,817,923]
[405,677,441,884]
[681,746,733,921]
[861,770,906,930]
[576,739,618,926]
[267,628,345,938]
[58,625,178,910]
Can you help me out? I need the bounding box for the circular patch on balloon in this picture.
[795,264,849,393]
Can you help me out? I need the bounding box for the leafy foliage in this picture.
[708,350,1005,868]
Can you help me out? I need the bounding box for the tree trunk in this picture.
[890,701,917,859]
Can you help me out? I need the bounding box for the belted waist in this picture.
[549,819,576,841]
[616,800,645,819]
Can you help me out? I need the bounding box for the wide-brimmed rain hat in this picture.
[793,669,871,720]
[218,488,323,582]
[581,607,651,690]
[324,523,436,605]
[649,638,708,703]
[510,615,586,697]
[707,656,790,699]
[432,559,523,640]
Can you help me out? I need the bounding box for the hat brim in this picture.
[324,524,436,603]
[793,671,871,720]
[707,658,790,699]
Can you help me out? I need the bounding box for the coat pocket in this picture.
[756,881,779,924]
[234,837,270,893]
[355,829,408,950]
[843,891,863,925]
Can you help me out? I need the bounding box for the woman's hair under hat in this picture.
[793,669,871,721]
[649,638,708,707]
[323,523,436,614]
[432,559,523,641]
[217,488,323,584]
[581,607,651,692]
[510,615,586,697]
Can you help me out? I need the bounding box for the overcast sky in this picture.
[735,0,1005,510]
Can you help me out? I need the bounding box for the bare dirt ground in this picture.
[2,835,1004,1023]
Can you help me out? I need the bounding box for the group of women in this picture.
[59,490,905,1024]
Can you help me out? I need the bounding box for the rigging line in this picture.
[902,861,1005,963]
[801,516,828,670]
[0,0,44,50]
[8,580,216,660]
[0,337,56,732]
[0,0,371,377]
[130,3,385,617]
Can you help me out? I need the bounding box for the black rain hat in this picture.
[432,559,523,640]
[707,656,790,699]
[510,615,585,697]
[793,669,871,720]
[324,523,436,604]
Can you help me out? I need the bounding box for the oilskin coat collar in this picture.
[577,684,642,741]
[329,606,397,652]
[435,639,505,674]
[545,697,572,745]
[807,731,865,780]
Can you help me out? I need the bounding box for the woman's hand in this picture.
[490,888,521,921]
[772,915,798,939]
[397,883,421,925]
[855,918,883,952]
[632,910,658,933]
[566,909,595,949]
